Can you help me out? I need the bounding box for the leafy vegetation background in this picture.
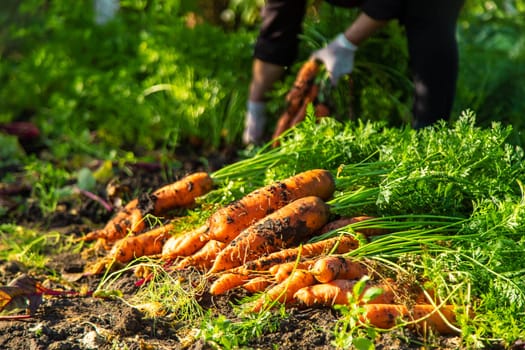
[1,0,524,167]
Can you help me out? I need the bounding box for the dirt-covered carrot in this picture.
[229,235,359,275]
[251,269,316,312]
[289,84,319,127]
[360,304,408,329]
[209,196,331,273]
[294,278,397,307]
[209,273,250,296]
[285,59,320,116]
[108,222,175,263]
[81,172,213,245]
[81,198,146,245]
[206,169,335,244]
[361,304,458,334]
[310,256,371,283]
[151,172,214,215]
[161,224,209,260]
[269,260,316,283]
[174,239,227,271]
[242,277,272,294]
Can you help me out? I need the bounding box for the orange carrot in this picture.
[294,278,397,307]
[310,256,371,283]
[229,235,359,275]
[361,304,458,335]
[161,224,209,260]
[206,169,335,244]
[285,60,320,117]
[269,260,316,283]
[361,304,409,329]
[410,304,458,335]
[81,198,146,244]
[108,222,175,263]
[151,172,214,215]
[209,273,250,296]
[251,269,316,312]
[289,84,319,127]
[174,239,227,271]
[81,172,213,245]
[209,196,331,273]
[242,277,272,293]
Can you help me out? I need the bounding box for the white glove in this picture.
[312,33,357,86]
[242,101,267,145]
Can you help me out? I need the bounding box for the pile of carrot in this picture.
[80,168,462,335]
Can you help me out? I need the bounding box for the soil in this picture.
[0,146,506,350]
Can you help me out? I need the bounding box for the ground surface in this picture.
[0,146,495,350]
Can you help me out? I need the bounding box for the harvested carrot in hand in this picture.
[209,196,331,273]
[108,222,175,264]
[151,172,214,215]
[209,273,250,296]
[251,269,316,312]
[310,256,371,283]
[161,224,209,261]
[206,169,335,244]
[174,239,227,271]
[229,235,359,276]
[81,198,146,245]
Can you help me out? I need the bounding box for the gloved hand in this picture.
[242,101,267,145]
[312,33,357,86]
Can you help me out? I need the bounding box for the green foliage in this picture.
[198,307,284,349]
[332,276,379,350]
[0,1,254,160]
[455,11,525,146]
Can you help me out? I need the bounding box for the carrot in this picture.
[410,304,458,335]
[310,256,371,283]
[242,277,272,294]
[361,304,458,335]
[108,222,175,264]
[209,273,250,296]
[272,60,321,146]
[294,278,397,307]
[269,260,316,283]
[319,216,388,237]
[206,169,335,244]
[209,196,331,273]
[81,198,146,244]
[229,235,359,275]
[251,269,316,312]
[289,84,319,127]
[174,239,227,271]
[151,172,214,215]
[314,103,331,118]
[361,304,409,329]
[161,224,209,260]
[81,172,213,245]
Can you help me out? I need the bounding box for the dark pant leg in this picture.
[254,0,308,66]
[403,1,465,129]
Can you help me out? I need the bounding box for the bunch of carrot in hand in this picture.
[80,169,459,335]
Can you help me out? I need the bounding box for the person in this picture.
[242,0,465,145]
